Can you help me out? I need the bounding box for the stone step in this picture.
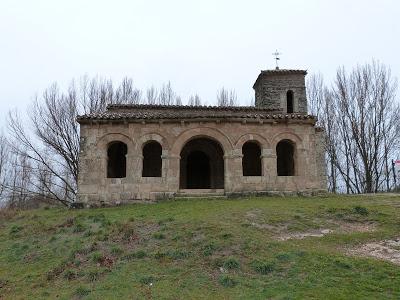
[175,195,228,199]
[176,189,226,198]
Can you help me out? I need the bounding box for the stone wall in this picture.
[77,119,327,206]
[254,74,308,113]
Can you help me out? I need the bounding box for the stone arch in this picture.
[179,137,225,189]
[171,127,233,157]
[234,133,270,149]
[271,132,303,149]
[97,133,134,155]
[137,133,169,152]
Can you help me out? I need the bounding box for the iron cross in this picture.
[272,50,282,69]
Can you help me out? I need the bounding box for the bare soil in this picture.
[348,238,400,265]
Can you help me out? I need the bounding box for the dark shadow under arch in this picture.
[142,141,162,177]
[180,138,224,189]
[276,139,295,176]
[107,141,127,178]
[242,141,262,176]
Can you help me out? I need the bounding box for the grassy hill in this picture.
[1,194,400,299]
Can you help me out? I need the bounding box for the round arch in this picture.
[171,127,233,157]
[179,137,225,189]
[271,132,303,149]
[97,133,134,156]
[234,133,270,150]
[137,133,169,152]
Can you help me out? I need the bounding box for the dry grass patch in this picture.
[347,238,400,265]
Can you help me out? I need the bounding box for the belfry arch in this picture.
[286,90,294,113]
[179,138,224,189]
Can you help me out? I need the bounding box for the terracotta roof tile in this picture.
[77,104,316,123]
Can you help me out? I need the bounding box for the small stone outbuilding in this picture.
[77,68,327,206]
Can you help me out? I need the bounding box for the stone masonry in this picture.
[77,69,327,207]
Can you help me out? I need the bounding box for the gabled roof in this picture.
[253,69,307,88]
[77,104,316,124]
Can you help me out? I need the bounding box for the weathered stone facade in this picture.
[77,69,327,206]
[254,70,308,113]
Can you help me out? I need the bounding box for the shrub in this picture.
[87,270,100,282]
[96,233,109,242]
[154,251,166,259]
[74,260,81,267]
[153,233,165,240]
[88,213,106,223]
[221,233,233,239]
[124,250,147,260]
[111,246,123,255]
[9,225,22,235]
[167,250,190,260]
[251,260,275,275]
[73,223,86,233]
[158,217,174,225]
[334,259,352,269]
[219,275,237,287]
[91,251,103,263]
[202,243,216,256]
[223,258,240,270]
[83,230,94,237]
[353,206,369,216]
[63,270,76,280]
[275,253,291,262]
[139,276,155,285]
[75,286,90,297]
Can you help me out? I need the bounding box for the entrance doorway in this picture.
[180,138,224,189]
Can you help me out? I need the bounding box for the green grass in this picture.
[1,194,400,299]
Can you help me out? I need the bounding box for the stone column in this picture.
[261,148,276,189]
[130,154,143,182]
[224,149,243,193]
[296,148,307,177]
[164,154,181,192]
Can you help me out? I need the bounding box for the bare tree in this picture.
[158,81,175,105]
[307,74,340,192]
[0,135,9,201]
[146,86,158,104]
[308,61,400,193]
[217,88,229,106]
[115,77,142,104]
[175,96,182,105]
[6,76,147,206]
[188,94,202,106]
[217,88,237,106]
[79,76,115,114]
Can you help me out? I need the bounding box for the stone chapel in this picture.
[77,68,327,206]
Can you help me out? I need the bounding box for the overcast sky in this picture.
[0,0,399,123]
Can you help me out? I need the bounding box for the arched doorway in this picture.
[180,138,224,189]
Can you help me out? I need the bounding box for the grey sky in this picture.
[0,0,399,122]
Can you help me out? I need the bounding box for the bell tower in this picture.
[253,69,308,114]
